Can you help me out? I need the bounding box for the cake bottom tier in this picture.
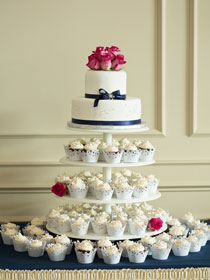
[71,97,141,127]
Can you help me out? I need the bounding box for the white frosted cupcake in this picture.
[151,240,171,260]
[169,225,188,239]
[46,243,67,261]
[156,232,173,244]
[145,175,159,194]
[75,240,96,264]
[87,177,102,196]
[30,217,47,228]
[71,218,89,236]
[187,219,202,230]
[55,234,72,255]
[81,142,100,163]
[94,182,114,201]
[102,245,122,264]
[97,237,113,259]
[27,226,46,237]
[57,214,71,233]
[139,141,155,161]
[1,228,19,245]
[180,212,195,226]
[128,218,147,236]
[123,144,140,163]
[172,238,190,256]
[133,177,149,199]
[167,216,182,229]
[39,233,54,245]
[127,242,148,263]
[47,210,60,228]
[27,240,46,257]
[1,222,20,231]
[196,223,210,240]
[64,140,83,161]
[118,239,134,257]
[106,220,125,237]
[115,182,134,200]
[98,142,108,161]
[13,233,29,252]
[140,236,156,255]
[91,215,109,234]
[68,177,88,199]
[103,145,123,163]
[187,235,202,252]
[191,230,208,246]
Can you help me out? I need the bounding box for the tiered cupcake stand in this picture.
[46,123,167,241]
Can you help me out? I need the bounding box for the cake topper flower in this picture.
[148,217,163,231]
[86,46,126,70]
[51,182,67,197]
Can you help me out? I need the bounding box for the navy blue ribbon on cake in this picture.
[85,88,126,107]
[72,118,141,126]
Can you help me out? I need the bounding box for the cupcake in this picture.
[13,233,29,252]
[91,215,109,234]
[64,140,83,161]
[187,219,202,230]
[129,172,143,184]
[156,232,172,244]
[106,220,125,237]
[71,218,89,236]
[39,233,54,245]
[27,240,46,257]
[55,173,72,185]
[115,182,134,200]
[56,214,71,233]
[151,241,171,260]
[46,243,67,261]
[81,142,100,163]
[196,223,210,240]
[127,242,148,263]
[30,217,47,228]
[133,177,149,199]
[118,239,134,257]
[68,177,88,199]
[78,170,93,183]
[94,182,114,201]
[169,225,188,239]
[1,228,19,245]
[119,138,130,148]
[172,238,191,256]
[180,212,195,226]
[90,137,101,146]
[47,209,60,228]
[102,245,122,264]
[75,240,96,264]
[97,237,113,259]
[140,236,156,255]
[145,175,159,194]
[87,177,103,196]
[133,139,142,148]
[128,218,147,236]
[139,141,155,161]
[123,144,140,163]
[191,230,208,246]
[98,142,108,162]
[103,145,123,163]
[167,217,182,229]
[1,222,20,231]
[187,235,202,252]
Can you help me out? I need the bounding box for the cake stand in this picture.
[47,124,167,240]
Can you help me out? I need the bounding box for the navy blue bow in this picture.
[93,88,126,107]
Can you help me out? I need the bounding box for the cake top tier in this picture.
[86,46,126,71]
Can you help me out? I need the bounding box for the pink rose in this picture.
[148,218,163,231]
[106,46,120,60]
[100,53,112,70]
[93,46,106,61]
[111,54,126,70]
[51,182,67,197]
[86,54,100,70]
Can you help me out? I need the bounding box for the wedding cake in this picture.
[70,46,142,128]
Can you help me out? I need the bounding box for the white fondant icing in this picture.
[85,70,126,95]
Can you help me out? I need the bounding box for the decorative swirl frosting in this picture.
[139,140,154,150]
[97,237,112,248]
[84,142,99,151]
[124,144,137,151]
[77,240,93,251]
[105,145,119,152]
[154,240,168,250]
[104,245,119,255]
[129,242,145,252]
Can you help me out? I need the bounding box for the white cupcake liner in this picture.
[115,187,134,200]
[47,247,67,261]
[141,243,153,255]
[1,231,16,245]
[75,248,97,264]
[172,244,190,256]
[117,244,129,258]
[13,239,29,252]
[128,221,147,236]
[127,249,148,263]
[98,150,106,162]
[196,234,208,246]
[151,246,171,260]
[68,186,88,199]
[94,188,113,201]
[57,221,71,233]
[46,217,58,229]
[27,244,45,257]
[71,222,89,236]
[81,150,100,163]
[97,247,104,259]
[87,184,96,196]
[102,250,122,264]
[91,221,107,234]
[139,149,155,161]
[64,145,82,161]
[189,241,202,252]
[103,150,123,163]
[147,180,159,194]
[133,187,148,199]
[123,150,140,163]
[106,224,125,237]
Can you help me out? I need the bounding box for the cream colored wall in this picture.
[0,0,210,221]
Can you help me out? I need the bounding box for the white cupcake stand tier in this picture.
[47,123,167,240]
